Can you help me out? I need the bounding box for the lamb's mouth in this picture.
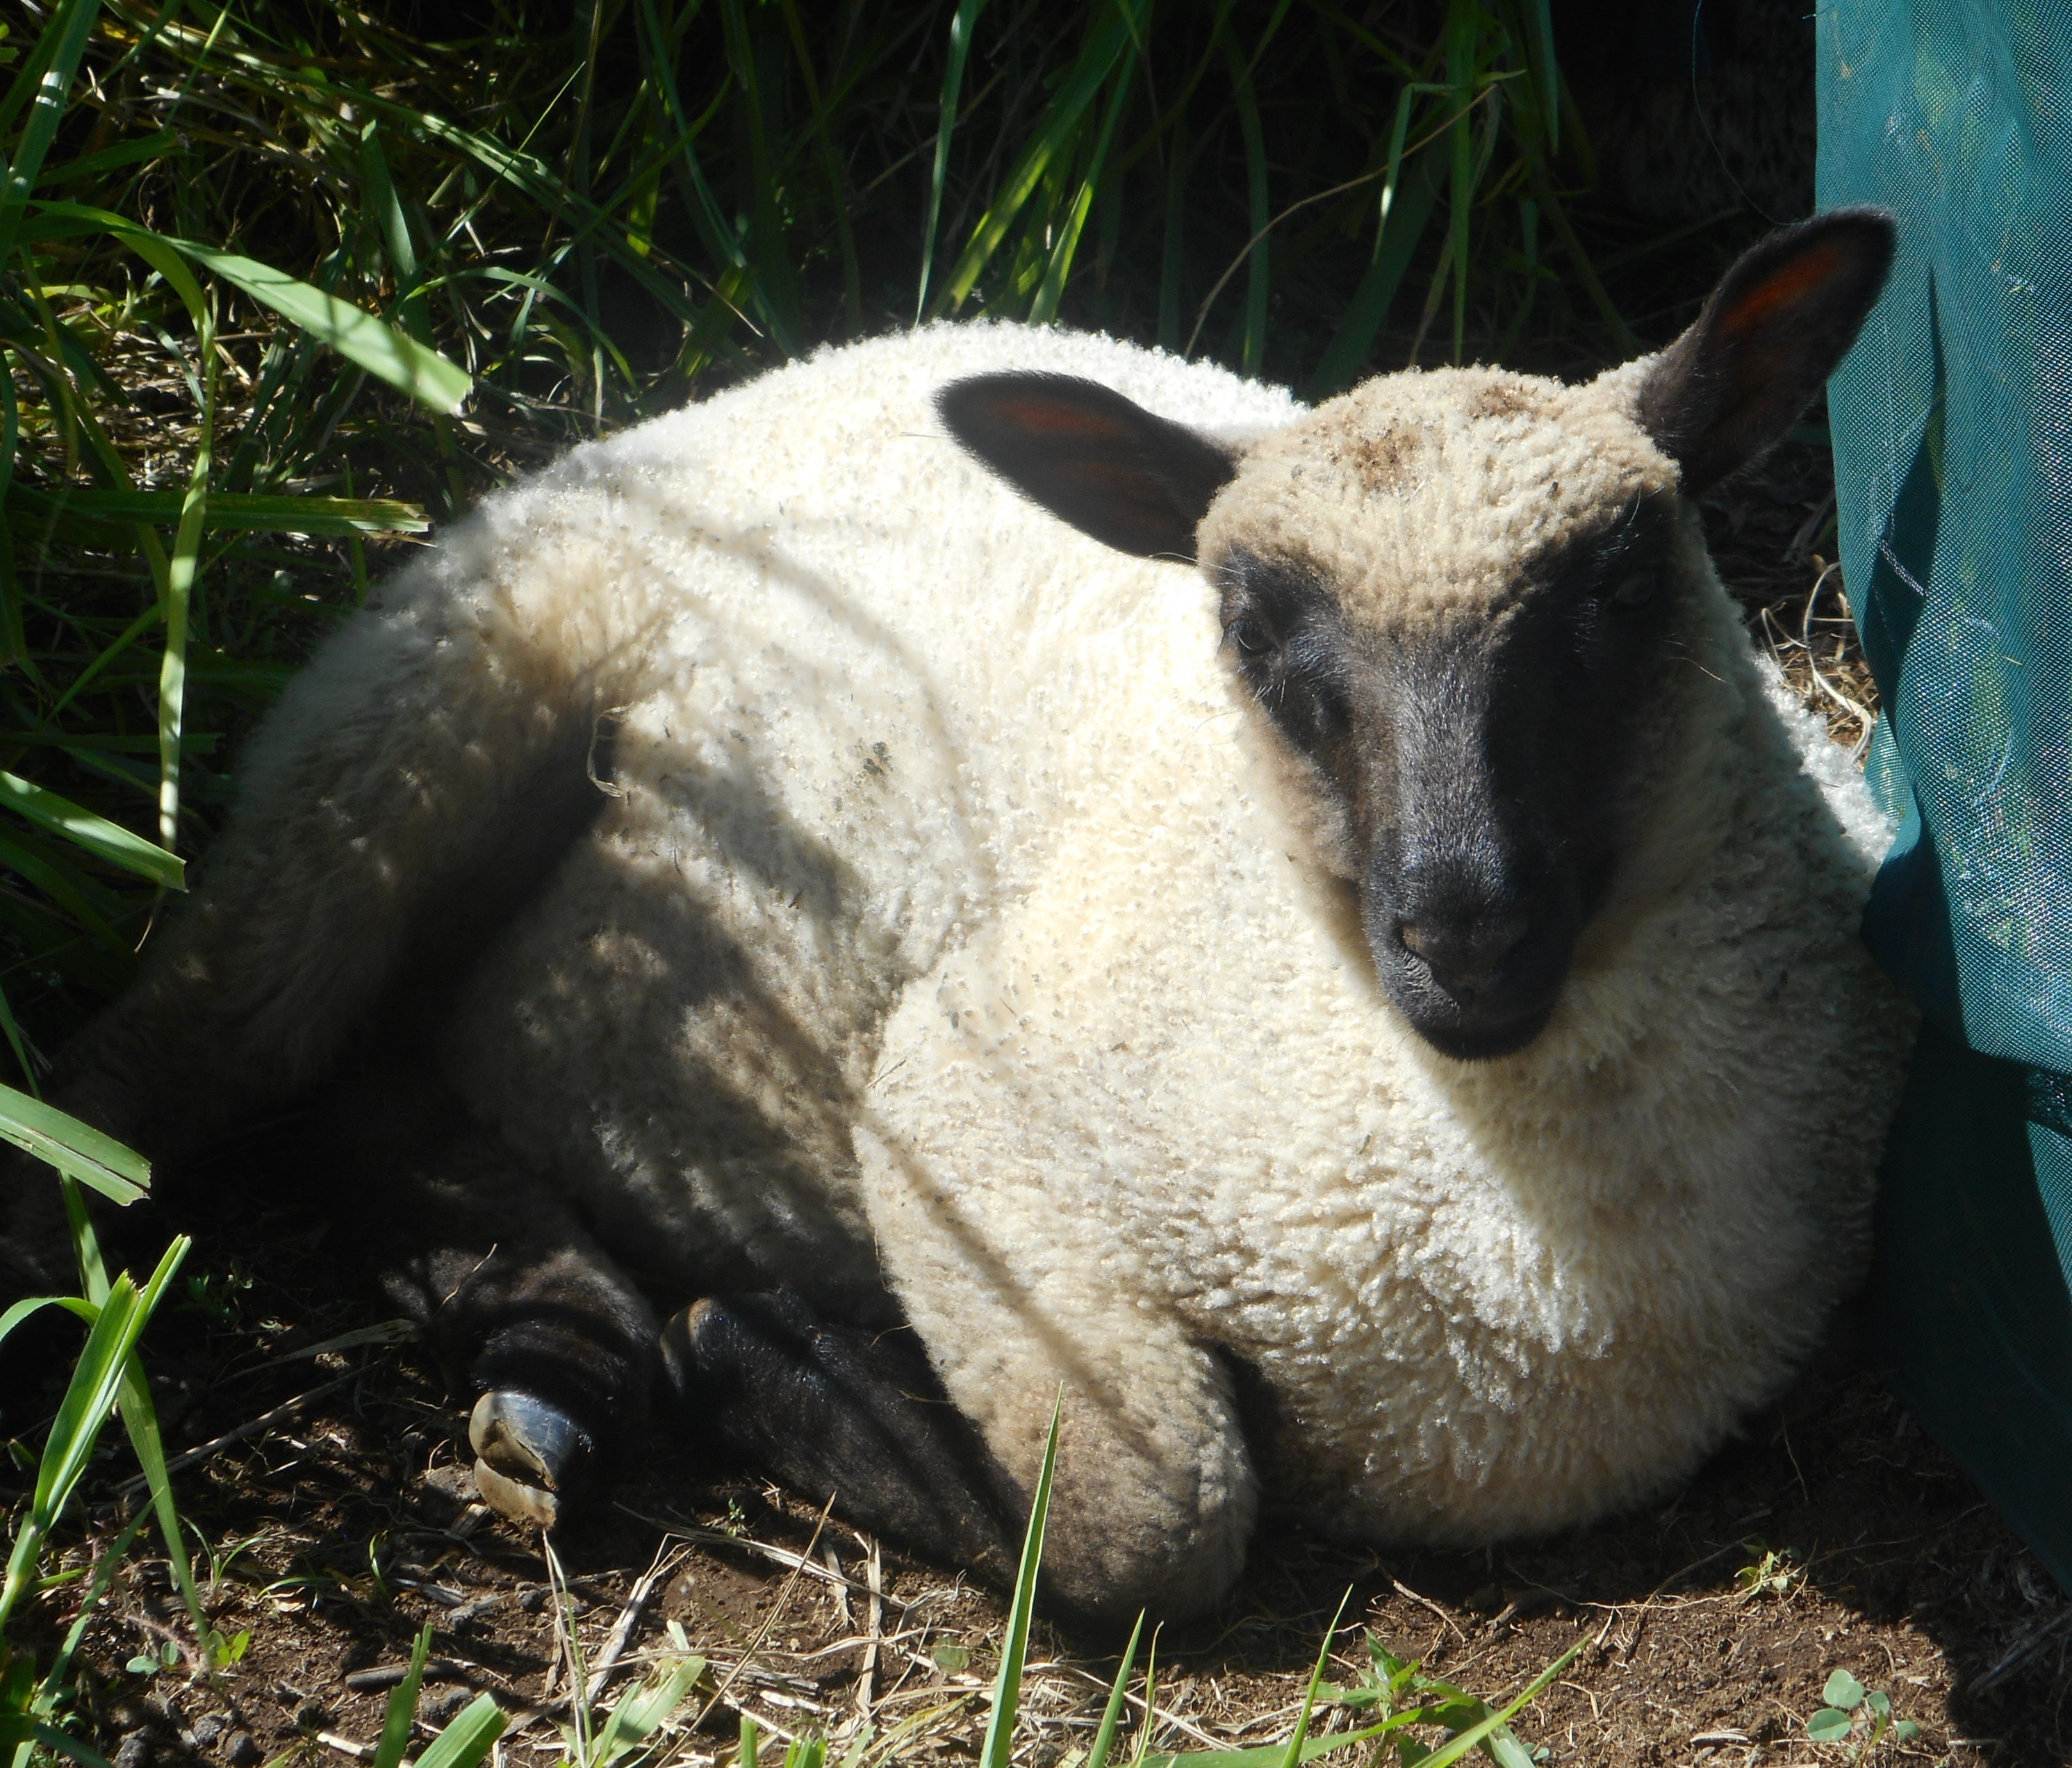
[1401,994,1561,1061]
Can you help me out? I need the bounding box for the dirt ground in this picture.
[8,423,2054,1768]
[15,1238,2072,1768]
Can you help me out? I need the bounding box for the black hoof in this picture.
[661,1291,1014,1581]
[468,1389,595,1529]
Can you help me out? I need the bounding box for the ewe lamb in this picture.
[0,212,1914,1622]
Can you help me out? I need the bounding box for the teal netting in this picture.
[1820,3,2072,1585]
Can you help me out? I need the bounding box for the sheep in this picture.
[0,211,1914,1624]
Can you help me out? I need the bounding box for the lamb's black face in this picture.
[1217,499,1686,1060]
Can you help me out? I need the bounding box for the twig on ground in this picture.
[679,1498,835,1746]
[823,1545,850,1630]
[584,1540,686,1705]
[1055,1664,1228,1751]
[1391,1579,1467,1643]
[616,1504,917,1612]
[1974,1607,2072,1694]
[857,1533,883,1721]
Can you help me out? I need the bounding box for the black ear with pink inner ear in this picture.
[1636,207,1898,497]
[937,372,1240,562]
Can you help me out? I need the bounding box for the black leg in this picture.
[664,1289,1017,1584]
[304,1067,662,1527]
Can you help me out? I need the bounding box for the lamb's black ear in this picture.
[937,373,1240,561]
[1636,208,1896,497]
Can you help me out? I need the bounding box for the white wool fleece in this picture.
[184,320,1909,1591]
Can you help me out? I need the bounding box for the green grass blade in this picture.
[937,1,1138,313]
[0,1293,74,1351]
[26,203,211,320]
[1085,1612,1144,1768]
[0,1275,141,1628]
[33,126,180,188]
[37,1509,149,1714]
[0,0,103,268]
[1531,167,1636,352]
[592,1654,706,1766]
[1445,1,1476,363]
[0,830,126,951]
[0,1081,151,1203]
[174,243,470,414]
[117,1345,206,1646]
[154,296,211,853]
[0,0,69,145]
[0,352,25,671]
[916,0,991,323]
[1405,1637,1583,1768]
[0,771,183,888]
[1527,0,1559,152]
[413,1693,507,1768]
[58,1172,106,1302]
[358,119,420,302]
[375,1623,435,1768]
[636,0,750,274]
[1028,33,1139,325]
[1156,113,1192,352]
[1307,144,1441,397]
[775,0,861,332]
[1276,1590,1351,1768]
[980,1391,1063,1768]
[1128,1628,1159,1768]
[0,974,39,1093]
[22,1722,115,1768]
[7,486,428,535]
[718,0,805,354]
[1224,32,1269,375]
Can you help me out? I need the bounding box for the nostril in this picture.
[1396,916,1529,992]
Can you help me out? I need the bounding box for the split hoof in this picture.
[468,1389,594,1530]
[659,1295,723,1394]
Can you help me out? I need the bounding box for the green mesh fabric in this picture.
[1820,3,2072,1585]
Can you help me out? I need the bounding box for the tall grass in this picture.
[1,3,479,1753]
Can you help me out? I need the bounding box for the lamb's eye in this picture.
[1227,618,1272,655]
[1611,571,1659,609]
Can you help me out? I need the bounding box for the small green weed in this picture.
[181,1261,254,1329]
[1296,1629,1573,1768]
[1735,1541,1804,1601]
[1804,1669,1921,1758]
[120,1640,178,1680]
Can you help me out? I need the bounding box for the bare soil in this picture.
[10,422,2056,1768]
[16,1242,2072,1768]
